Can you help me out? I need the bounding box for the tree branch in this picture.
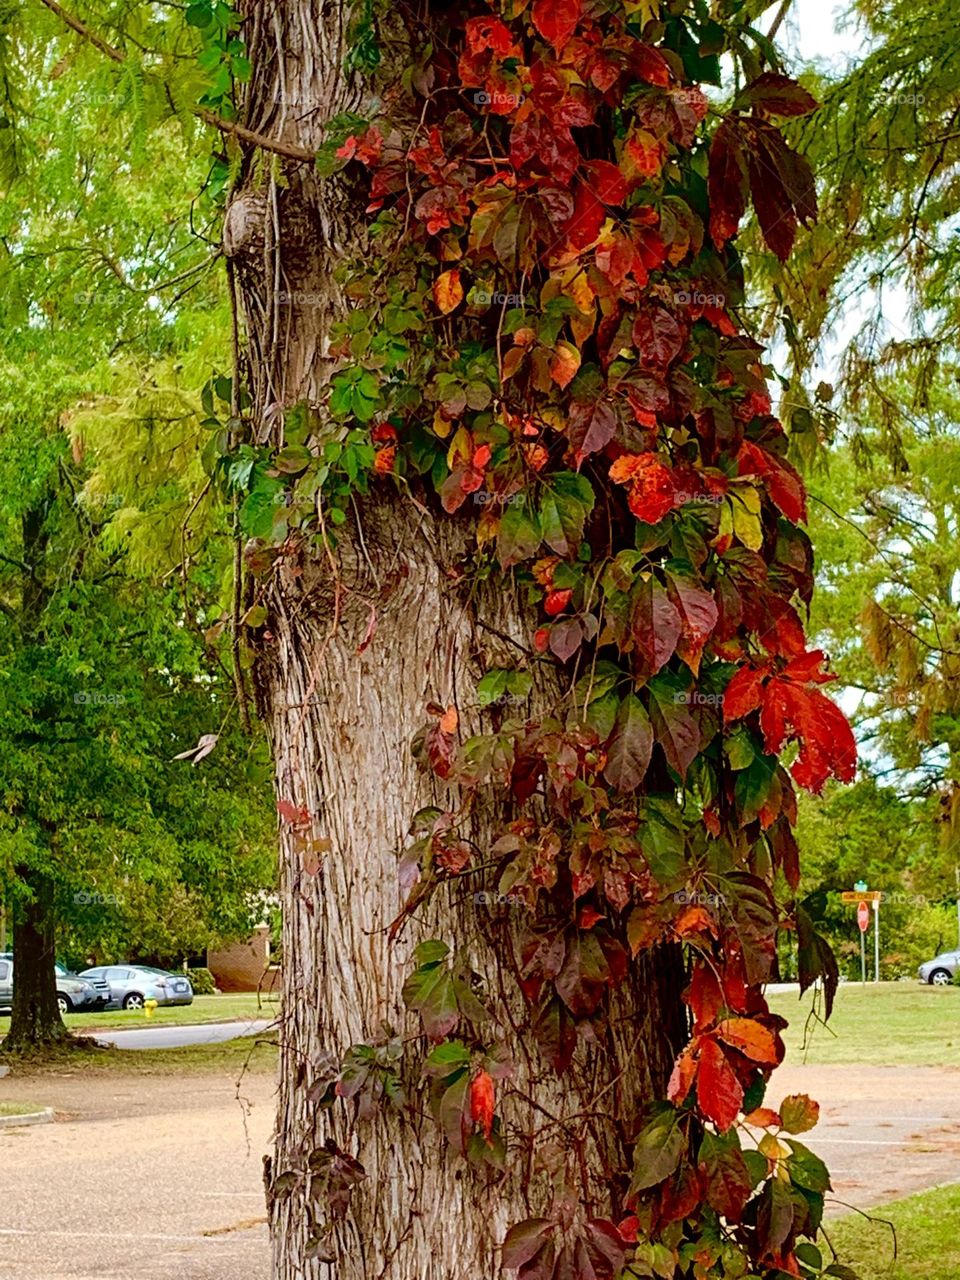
[38,0,123,62]
[37,0,316,164]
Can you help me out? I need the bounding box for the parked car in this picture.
[918,949,960,986]
[0,953,110,1015]
[79,964,194,1010]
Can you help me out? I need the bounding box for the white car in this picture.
[917,949,960,986]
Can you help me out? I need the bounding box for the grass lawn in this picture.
[826,1183,960,1279]
[0,992,279,1037]
[1,1033,278,1077]
[767,982,960,1067]
[0,1100,43,1116]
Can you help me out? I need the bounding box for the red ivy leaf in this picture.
[603,694,654,792]
[502,1218,555,1270]
[696,1037,744,1130]
[745,137,798,261]
[630,577,682,676]
[609,452,680,525]
[759,679,856,793]
[277,798,310,825]
[708,119,749,251]
[667,1043,697,1105]
[737,439,808,523]
[699,1130,753,1222]
[734,72,818,118]
[717,1016,779,1065]
[722,664,769,723]
[567,180,606,250]
[584,159,628,204]
[632,304,685,370]
[567,398,618,464]
[470,1069,495,1142]
[666,575,718,675]
[531,0,582,55]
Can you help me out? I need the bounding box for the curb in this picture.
[0,1107,54,1129]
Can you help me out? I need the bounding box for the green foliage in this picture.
[185,966,218,995]
[0,2,273,988]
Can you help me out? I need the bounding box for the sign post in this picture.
[841,885,882,985]
[873,897,880,982]
[857,901,869,985]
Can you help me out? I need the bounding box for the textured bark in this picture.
[255,505,687,1280]
[2,866,65,1054]
[2,508,66,1054]
[228,5,688,1276]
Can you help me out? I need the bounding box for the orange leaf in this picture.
[433,268,464,315]
[439,705,459,734]
[743,1106,782,1129]
[549,340,581,389]
[470,1069,495,1142]
[674,905,716,938]
[667,1042,697,1105]
[717,1016,779,1065]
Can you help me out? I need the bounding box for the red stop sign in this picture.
[857,901,870,932]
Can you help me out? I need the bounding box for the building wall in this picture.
[207,925,280,993]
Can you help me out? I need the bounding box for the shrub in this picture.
[186,967,217,995]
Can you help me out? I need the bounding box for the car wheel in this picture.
[123,992,145,1010]
[57,995,70,1016]
[928,968,953,986]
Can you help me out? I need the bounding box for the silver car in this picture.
[0,955,110,1015]
[79,964,194,1010]
[918,949,960,986]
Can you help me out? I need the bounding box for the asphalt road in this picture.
[78,1020,274,1051]
[0,1070,273,1280]
[1,1059,957,1278]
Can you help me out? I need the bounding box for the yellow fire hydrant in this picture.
[144,999,158,1018]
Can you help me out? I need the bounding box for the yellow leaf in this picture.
[433,269,464,315]
[447,426,471,470]
[730,492,763,551]
[433,409,453,440]
[549,340,581,390]
[623,0,660,24]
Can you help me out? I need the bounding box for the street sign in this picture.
[854,879,868,892]
[857,901,870,932]
[841,890,882,902]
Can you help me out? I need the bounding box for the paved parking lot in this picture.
[771,1062,960,1213]
[0,1059,957,1277]
[0,1070,273,1280]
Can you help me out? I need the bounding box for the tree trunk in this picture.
[229,6,688,1276]
[2,507,66,1055]
[2,866,66,1054]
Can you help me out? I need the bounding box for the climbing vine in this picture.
[214,2,860,1277]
